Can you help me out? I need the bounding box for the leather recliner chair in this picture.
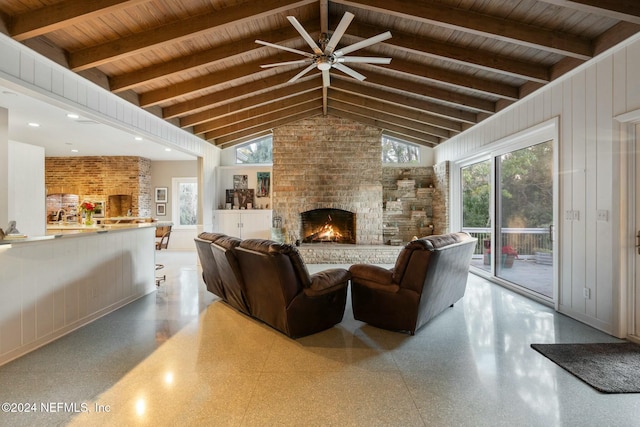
[349,232,477,335]
[234,239,351,338]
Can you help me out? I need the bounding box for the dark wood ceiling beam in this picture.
[357,69,496,114]
[328,90,460,136]
[140,53,301,107]
[333,0,593,59]
[328,98,451,139]
[181,78,321,128]
[535,0,640,25]
[330,78,477,126]
[68,0,316,71]
[194,91,322,135]
[346,21,550,84]
[9,0,150,41]
[374,56,519,101]
[110,22,319,93]
[593,21,640,56]
[204,104,322,141]
[214,108,324,147]
[328,108,438,146]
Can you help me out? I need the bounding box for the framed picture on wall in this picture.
[257,172,270,197]
[156,203,166,216]
[155,187,168,203]
[233,175,248,189]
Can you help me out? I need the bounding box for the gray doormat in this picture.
[531,342,640,393]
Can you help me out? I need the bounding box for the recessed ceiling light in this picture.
[71,149,79,153]
[134,136,143,141]
[165,148,172,152]
[28,122,40,127]
[66,113,80,119]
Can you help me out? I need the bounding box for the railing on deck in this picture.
[462,227,552,257]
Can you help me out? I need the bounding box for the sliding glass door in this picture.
[461,160,491,273]
[495,141,554,298]
[458,123,557,302]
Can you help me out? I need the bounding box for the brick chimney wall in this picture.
[45,156,152,218]
[272,115,384,245]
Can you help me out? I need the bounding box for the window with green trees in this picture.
[235,135,273,164]
[381,135,420,163]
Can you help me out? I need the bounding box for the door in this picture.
[495,140,554,299]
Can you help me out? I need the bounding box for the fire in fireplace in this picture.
[301,208,355,244]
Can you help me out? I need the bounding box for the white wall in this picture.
[8,141,45,237]
[435,33,640,337]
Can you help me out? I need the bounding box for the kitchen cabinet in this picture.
[214,210,272,239]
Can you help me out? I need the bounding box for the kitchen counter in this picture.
[0,224,156,366]
[0,222,156,245]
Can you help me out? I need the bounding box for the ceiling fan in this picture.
[256,11,392,87]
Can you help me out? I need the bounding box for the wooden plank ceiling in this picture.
[1,0,639,148]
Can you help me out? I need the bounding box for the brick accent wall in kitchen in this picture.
[45,156,152,218]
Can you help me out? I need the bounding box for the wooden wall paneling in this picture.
[595,56,615,326]
[570,70,588,312]
[584,65,598,318]
[34,243,54,339]
[560,78,573,309]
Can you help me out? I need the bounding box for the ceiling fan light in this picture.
[317,61,331,71]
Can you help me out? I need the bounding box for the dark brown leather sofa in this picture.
[195,233,351,338]
[349,232,477,335]
[234,239,351,338]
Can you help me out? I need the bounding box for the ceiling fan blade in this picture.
[336,56,392,64]
[261,59,312,68]
[334,31,392,58]
[289,63,317,83]
[332,63,366,81]
[322,69,331,87]
[255,40,314,58]
[287,16,323,55]
[324,11,354,55]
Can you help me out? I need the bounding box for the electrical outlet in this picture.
[583,288,590,299]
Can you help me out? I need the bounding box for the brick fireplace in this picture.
[272,116,384,245]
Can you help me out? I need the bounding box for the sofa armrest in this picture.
[349,264,399,293]
[305,268,350,296]
[349,264,393,284]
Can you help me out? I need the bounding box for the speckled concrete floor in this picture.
[0,250,638,426]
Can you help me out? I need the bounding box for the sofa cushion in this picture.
[391,239,431,284]
[239,239,311,288]
[215,235,242,250]
[423,232,467,249]
[197,232,226,243]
